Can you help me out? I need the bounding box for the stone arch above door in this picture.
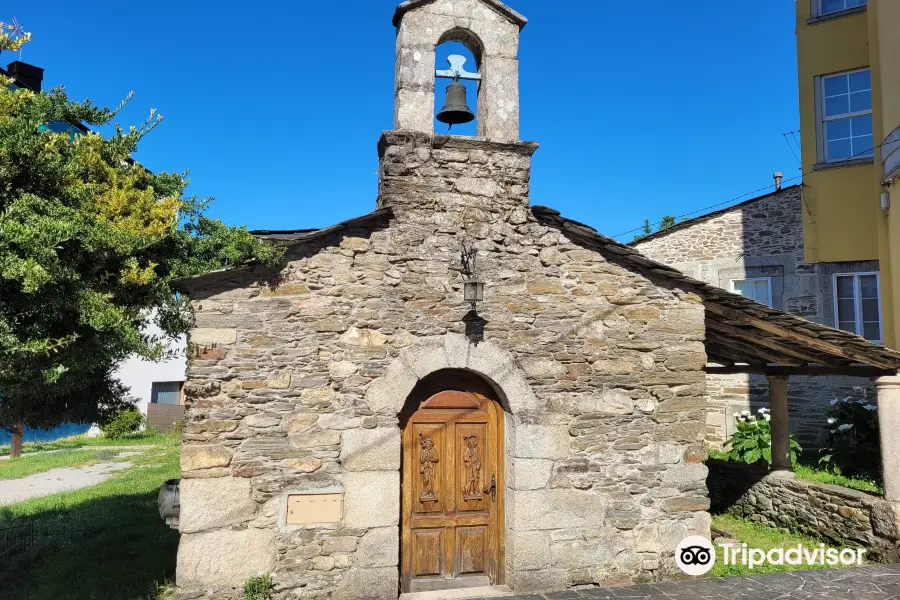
[365,335,540,417]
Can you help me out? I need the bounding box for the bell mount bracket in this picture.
[436,55,481,82]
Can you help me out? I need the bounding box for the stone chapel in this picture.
[173,1,900,598]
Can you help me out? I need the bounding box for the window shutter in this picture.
[151,381,183,405]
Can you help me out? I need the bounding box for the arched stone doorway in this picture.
[399,370,505,593]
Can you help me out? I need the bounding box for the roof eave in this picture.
[629,184,802,247]
[171,207,393,291]
[392,0,528,29]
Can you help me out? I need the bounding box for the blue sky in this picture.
[6,0,800,241]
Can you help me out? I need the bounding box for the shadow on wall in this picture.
[706,458,768,514]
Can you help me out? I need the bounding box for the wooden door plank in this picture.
[410,514,490,527]
[401,424,413,591]
[443,420,456,580]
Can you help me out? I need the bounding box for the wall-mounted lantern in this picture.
[460,244,484,309]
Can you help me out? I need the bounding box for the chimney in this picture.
[773,171,784,191]
[7,61,43,91]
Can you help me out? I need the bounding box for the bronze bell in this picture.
[436,81,475,126]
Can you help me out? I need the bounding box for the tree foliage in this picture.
[818,391,880,480]
[0,68,281,431]
[632,215,679,242]
[0,19,31,53]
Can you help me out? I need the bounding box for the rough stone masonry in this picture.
[633,187,878,447]
[174,1,712,598]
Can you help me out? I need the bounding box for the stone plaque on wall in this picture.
[286,493,343,525]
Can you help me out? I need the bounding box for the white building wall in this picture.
[114,321,187,415]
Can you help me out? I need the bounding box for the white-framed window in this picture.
[833,273,882,342]
[731,278,773,307]
[817,68,873,163]
[817,0,866,17]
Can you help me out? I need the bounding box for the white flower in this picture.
[827,418,836,425]
[741,410,751,416]
[864,404,877,411]
[733,412,740,418]
[838,424,853,431]
[764,414,771,422]
[830,398,840,405]
[757,407,770,414]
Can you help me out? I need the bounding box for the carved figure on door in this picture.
[462,435,481,498]
[419,435,439,500]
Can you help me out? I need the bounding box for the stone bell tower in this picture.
[393,0,527,140]
[379,0,537,216]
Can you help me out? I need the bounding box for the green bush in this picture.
[243,574,274,600]
[819,389,880,481]
[726,409,801,465]
[101,409,145,439]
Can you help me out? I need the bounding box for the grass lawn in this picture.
[792,463,882,494]
[0,429,173,457]
[707,449,883,495]
[0,436,181,600]
[0,449,131,480]
[710,514,865,577]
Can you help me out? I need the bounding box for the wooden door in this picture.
[401,390,504,593]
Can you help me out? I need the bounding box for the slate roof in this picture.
[533,205,900,373]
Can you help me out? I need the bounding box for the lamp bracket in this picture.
[460,243,478,278]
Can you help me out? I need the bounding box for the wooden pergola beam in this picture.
[707,332,805,367]
[704,302,899,369]
[706,352,735,367]
[706,343,762,366]
[706,318,843,367]
[706,365,895,377]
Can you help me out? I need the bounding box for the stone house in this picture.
[172,1,900,598]
[632,186,881,445]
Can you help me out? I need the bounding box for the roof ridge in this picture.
[393,0,528,29]
[629,184,801,246]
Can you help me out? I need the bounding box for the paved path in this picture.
[471,565,900,599]
[0,460,135,506]
[0,444,150,461]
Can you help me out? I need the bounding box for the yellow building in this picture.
[796,0,900,348]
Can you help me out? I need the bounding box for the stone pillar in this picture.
[767,375,793,476]
[875,376,900,501]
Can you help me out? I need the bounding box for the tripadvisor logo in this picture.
[675,536,866,575]
[675,536,715,576]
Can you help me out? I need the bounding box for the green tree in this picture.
[632,216,678,241]
[0,35,281,455]
[0,19,31,53]
[658,215,676,230]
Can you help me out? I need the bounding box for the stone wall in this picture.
[634,187,805,267]
[176,131,711,598]
[634,188,876,447]
[706,373,873,447]
[707,460,900,561]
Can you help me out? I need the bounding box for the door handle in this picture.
[483,474,496,502]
